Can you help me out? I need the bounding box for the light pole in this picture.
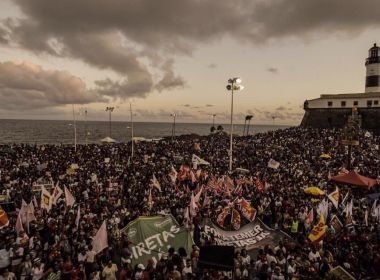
[226,78,244,172]
[84,108,88,145]
[130,103,134,158]
[105,107,115,137]
[212,114,216,128]
[272,116,276,137]
[171,113,177,140]
[72,104,77,152]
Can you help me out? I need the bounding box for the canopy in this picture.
[331,171,377,188]
[304,187,325,196]
[100,136,116,143]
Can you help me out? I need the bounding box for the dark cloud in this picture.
[0,61,104,110]
[267,67,278,74]
[276,106,287,111]
[208,63,217,69]
[182,104,191,107]
[205,104,214,107]
[155,60,186,92]
[3,0,380,101]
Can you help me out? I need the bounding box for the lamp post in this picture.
[212,114,216,128]
[171,113,177,140]
[72,104,77,152]
[341,108,360,170]
[226,77,244,172]
[105,107,115,137]
[130,103,134,158]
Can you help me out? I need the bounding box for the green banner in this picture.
[122,215,194,266]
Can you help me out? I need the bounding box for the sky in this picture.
[0,0,379,125]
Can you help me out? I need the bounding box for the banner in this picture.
[308,214,327,242]
[202,219,289,251]
[122,215,193,266]
[267,159,280,169]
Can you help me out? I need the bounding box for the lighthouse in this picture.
[365,43,380,93]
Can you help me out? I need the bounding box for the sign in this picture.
[330,215,343,234]
[201,219,289,251]
[122,215,193,266]
[328,266,356,280]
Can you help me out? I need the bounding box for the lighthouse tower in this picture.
[365,43,380,93]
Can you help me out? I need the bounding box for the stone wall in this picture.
[301,108,380,132]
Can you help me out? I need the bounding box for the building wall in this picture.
[301,107,380,131]
[307,97,380,109]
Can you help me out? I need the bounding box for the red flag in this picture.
[231,209,241,230]
[0,206,9,229]
[217,206,230,228]
[148,188,153,210]
[305,209,314,226]
[239,198,257,222]
[255,177,265,193]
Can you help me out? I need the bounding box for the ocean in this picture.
[0,119,291,144]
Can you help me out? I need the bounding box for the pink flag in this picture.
[15,212,24,234]
[151,175,162,192]
[92,221,108,254]
[64,186,75,207]
[148,188,153,210]
[189,193,198,217]
[194,186,203,203]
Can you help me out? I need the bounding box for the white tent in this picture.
[100,137,116,143]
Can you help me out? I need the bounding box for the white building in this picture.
[302,43,380,130]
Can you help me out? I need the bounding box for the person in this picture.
[182,259,193,280]
[101,260,118,280]
[31,258,44,280]
[19,254,33,280]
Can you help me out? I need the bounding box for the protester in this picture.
[0,127,379,279]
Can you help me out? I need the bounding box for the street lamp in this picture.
[171,113,177,140]
[210,114,217,133]
[226,77,244,172]
[105,107,115,137]
[72,104,77,152]
[130,103,134,158]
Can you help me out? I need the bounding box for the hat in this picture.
[137,264,145,270]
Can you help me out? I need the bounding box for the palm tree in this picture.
[245,115,253,136]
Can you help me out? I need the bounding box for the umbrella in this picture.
[320,154,331,159]
[304,187,325,196]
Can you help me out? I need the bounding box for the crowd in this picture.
[0,126,379,280]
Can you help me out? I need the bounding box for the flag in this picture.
[267,159,280,169]
[76,206,81,229]
[202,196,211,208]
[40,186,52,212]
[231,209,241,230]
[183,207,190,225]
[238,198,257,222]
[189,193,198,217]
[317,199,329,220]
[328,187,339,209]
[151,175,162,192]
[192,154,210,166]
[371,199,378,217]
[223,176,234,190]
[190,171,197,184]
[51,184,63,205]
[32,196,38,209]
[169,166,178,183]
[15,212,24,234]
[339,167,349,175]
[364,209,368,226]
[308,214,327,242]
[92,221,108,254]
[305,208,314,226]
[327,171,331,180]
[148,188,153,210]
[217,206,231,228]
[194,186,203,203]
[341,191,349,207]
[64,186,75,207]
[0,206,9,229]
[255,177,265,193]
